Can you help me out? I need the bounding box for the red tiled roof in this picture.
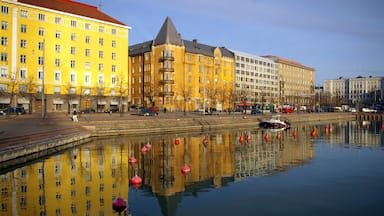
[18,0,126,26]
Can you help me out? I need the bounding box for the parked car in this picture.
[140,107,159,116]
[0,107,26,115]
[251,109,263,115]
[80,108,96,113]
[104,107,119,113]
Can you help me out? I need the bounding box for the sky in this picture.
[81,0,384,85]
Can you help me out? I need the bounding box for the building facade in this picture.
[129,17,234,112]
[323,76,384,107]
[233,51,278,111]
[0,0,130,114]
[264,55,315,109]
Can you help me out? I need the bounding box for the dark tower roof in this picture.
[154,16,183,46]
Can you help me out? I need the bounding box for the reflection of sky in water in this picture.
[1,121,383,216]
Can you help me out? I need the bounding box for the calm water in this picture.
[1,121,383,216]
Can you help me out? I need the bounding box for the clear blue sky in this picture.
[81,0,383,85]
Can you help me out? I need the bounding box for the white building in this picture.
[232,50,279,109]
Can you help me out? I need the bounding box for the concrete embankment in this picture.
[0,112,355,170]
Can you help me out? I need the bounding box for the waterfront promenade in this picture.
[0,111,355,168]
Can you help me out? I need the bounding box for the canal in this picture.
[0,121,383,216]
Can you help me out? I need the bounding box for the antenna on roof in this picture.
[98,0,103,11]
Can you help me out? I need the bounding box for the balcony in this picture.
[160,80,175,85]
[159,67,175,72]
[159,91,174,97]
[159,56,175,62]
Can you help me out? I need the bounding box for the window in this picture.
[54,71,61,82]
[55,31,61,39]
[20,24,27,33]
[55,44,61,53]
[85,36,90,43]
[1,37,7,46]
[98,75,104,85]
[84,73,90,85]
[99,38,103,46]
[1,52,7,62]
[70,47,76,55]
[111,65,116,72]
[112,40,116,48]
[85,23,91,30]
[111,29,117,35]
[38,28,44,36]
[111,76,116,85]
[38,57,44,65]
[98,51,103,58]
[20,68,27,79]
[0,67,8,77]
[70,20,77,27]
[98,64,104,71]
[99,26,104,33]
[20,10,28,18]
[85,62,90,70]
[1,6,9,14]
[85,49,90,57]
[112,53,116,60]
[55,17,61,24]
[20,55,26,64]
[38,42,44,50]
[71,33,76,41]
[38,70,43,80]
[55,58,60,67]
[70,60,76,68]
[1,21,7,30]
[20,39,26,48]
[38,13,45,21]
[70,72,76,83]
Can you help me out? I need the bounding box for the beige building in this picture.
[264,55,315,109]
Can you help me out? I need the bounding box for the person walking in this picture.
[72,108,78,122]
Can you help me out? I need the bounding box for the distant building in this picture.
[0,0,130,113]
[323,76,383,106]
[129,17,234,112]
[263,56,315,108]
[232,51,278,109]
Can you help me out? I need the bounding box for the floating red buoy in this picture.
[181,165,191,174]
[246,133,251,144]
[264,133,270,142]
[292,129,297,139]
[174,138,180,146]
[141,146,149,154]
[239,134,244,144]
[112,197,127,213]
[129,156,137,166]
[145,142,152,150]
[311,128,317,138]
[357,123,361,129]
[276,132,281,140]
[130,175,142,188]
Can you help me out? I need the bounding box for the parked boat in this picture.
[259,115,291,130]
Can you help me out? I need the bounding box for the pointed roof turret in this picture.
[154,16,183,46]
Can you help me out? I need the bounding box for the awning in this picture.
[17,97,30,104]
[0,98,10,104]
[98,100,106,105]
[110,100,119,105]
[69,100,79,105]
[53,98,64,104]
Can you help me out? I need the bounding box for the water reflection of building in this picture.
[0,139,129,216]
[8,123,383,215]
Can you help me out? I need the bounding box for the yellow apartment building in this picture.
[129,17,234,112]
[263,55,315,109]
[0,0,130,114]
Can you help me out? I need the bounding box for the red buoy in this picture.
[174,138,180,146]
[239,134,244,144]
[130,175,142,188]
[145,142,152,150]
[129,156,137,164]
[264,133,270,142]
[292,129,297,139]
[141,146,149,154]
[112,197,127,213]
[311,128,317,138]
[181,165,191,174]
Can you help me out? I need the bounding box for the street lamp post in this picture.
[41,39,45,118]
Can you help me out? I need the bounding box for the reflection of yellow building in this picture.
[0,0,129,113]
[129,17,235,111]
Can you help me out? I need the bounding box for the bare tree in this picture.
[116,75,128,117]
[20,76,37,114]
